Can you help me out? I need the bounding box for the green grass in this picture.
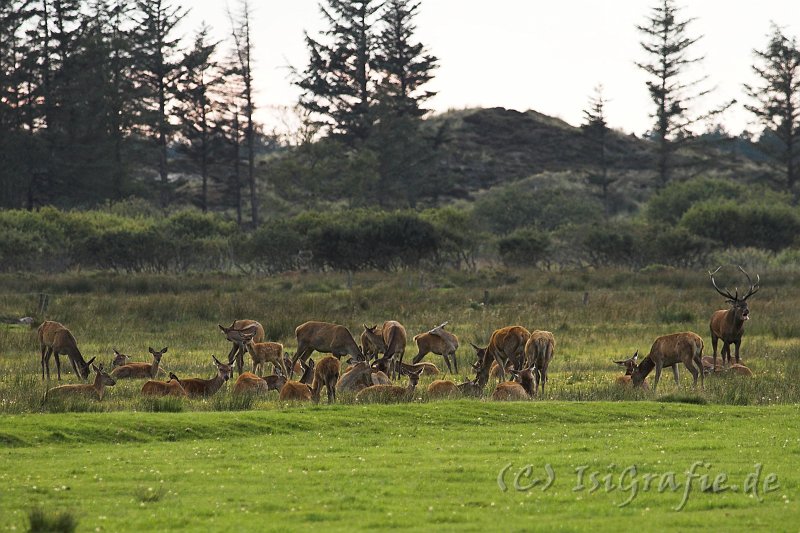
[0,269,798,530]
[0,403,797,531]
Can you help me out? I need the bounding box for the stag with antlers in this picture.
[708,266,760,370]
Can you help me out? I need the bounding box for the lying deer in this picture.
[613,354,649,390]
[180,356,233,398]
[709,266,760,369]
[491,367,535,401]
[278,359,316,401]
[38,321,95,381]
[631,332,704,392]
[111,347,166,379]
[46,363,116,401]
[111,349,132,369]
[142,372,187,397]
[427,379,461,399]
[355,368,423,403]
[233,371,287,395]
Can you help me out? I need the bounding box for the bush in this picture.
[646,176,746,225]
[497,227,551,267]
[239,221,304,273]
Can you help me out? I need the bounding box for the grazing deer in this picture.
[525,330,555,395]
[232,371,287,395]
[360,324,385,362]
[427,379,460,399]
[111,349,131,369]
[292,321,364,371]
[362,321,407,379]
[709,266,760,369]
[411,322,460,374]
[111,347,166,379]
[471,326,531,384]
[46,363,116,401]
[242,339,287,377]
[37,321,95,381]
[279,358,316,400]
[218,320,265,376]
[613,354,650,390]
[142,372,187,397]
[491,366,535,401]
[631,332,704,392]
[355,368,423,403]
[180,356,234,398]
[311,355,340,404]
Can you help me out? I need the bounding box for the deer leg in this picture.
[493,354,506,382]
[722,343,731,368]
[226,343,238,366]
[653,363,662,393]
[671,365,679,387]
[41,345,48,380]
[54,350,62,381]
[69,355,81,379]
[411,351,425,364]
[541,366,548,395]
[685,360,699,389]
[734,340,741,365]
[452,351,459,373]
[710,335,719,371]
[440,353,453,375]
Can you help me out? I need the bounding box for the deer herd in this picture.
[39,266,760,404]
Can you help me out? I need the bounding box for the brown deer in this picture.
[701,356,753,377]
[411,322,460,374]
[427,379,461,399]
[362,321,407,378]
[232,371,287,395]
[491,366,535,401]
[142,372,187,397]
[180,356,234,398]
[631,332,704,392]
[709,266,760,369]
[38,321,95,381]
[46,363,116,401]
[360,324,385,362]
[292,321,364,370]
[278,358,316,401]
[525,330,555,395]
[111,349,131,369]
[355,368,423,403]
[336,361,373,393]
[458,377,484,397]
[471,325,531,384]
[242,339,287,377]
[398,361,439,376]
[613,354,649,390]
[311,355,340,404]
[111,347,166,379]
[218,320,265,376]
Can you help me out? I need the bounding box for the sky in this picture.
[184,0,800,137]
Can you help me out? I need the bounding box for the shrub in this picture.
[646,176,746,225]
[497,227,551,267]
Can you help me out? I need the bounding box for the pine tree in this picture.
[130,0,188,206]
[582,85,615,218]
[744,24,800,200]
[297,0,381,143]
[178,22,223,213]
[636,0,728,189]
[373,0,437,118]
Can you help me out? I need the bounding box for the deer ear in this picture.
[161,347,168,353]
[218,324,227,332]
[86,356,96,366]
[113,348,120,355]
[149,347,156,355]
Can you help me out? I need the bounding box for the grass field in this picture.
[0,268,798,530]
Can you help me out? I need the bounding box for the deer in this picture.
[142,372,187,397]
[111,349,131,369]
[700,356,753,377]
[179,356,234,398]
[218,319,265,376]
[411,321,460,374]
[279,358,316,401]
[631,332,704,392]
[355,367,423,403]
[427,379,461,399]
[457,377,484,397]
[360,324,385,362]
[111,347,166,379]
[311,355,340,404]
[292,321,364,372]
[525,330,555,395]
[491,366,535,401]
[37,321,95,381]
[361,321,407,379]
[241,338,287,377]
[398,361,439,376]
[470,325,531,385]
[336,361,374,393]
[232,371,287,395]
[709,266,760,370]
[613,354,649,390]
[45,363,116,401]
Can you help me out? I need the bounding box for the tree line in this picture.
[0,0,799,230]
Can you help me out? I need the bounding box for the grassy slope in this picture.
[1,402,798,532]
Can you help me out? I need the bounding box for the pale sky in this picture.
[183,0,800,137]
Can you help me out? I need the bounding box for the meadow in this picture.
[0,267,798,531]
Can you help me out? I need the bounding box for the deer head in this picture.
[78,356,96,380]
[709,266,760,322]
[613,351,639,376]
[211,355,233,382]
[111,349,131,368]
[93,363,117,387]
[148,347,167,364]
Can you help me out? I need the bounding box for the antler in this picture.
[708,266,738,301]
[738,266,760,300]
